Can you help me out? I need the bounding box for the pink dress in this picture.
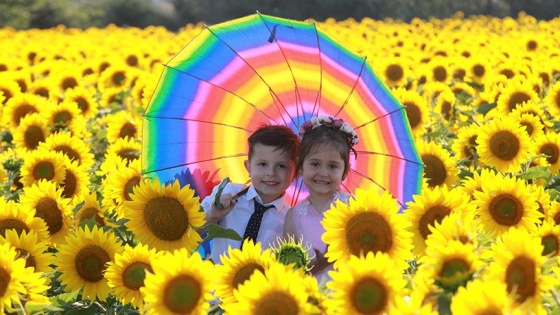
[285,191,352,281]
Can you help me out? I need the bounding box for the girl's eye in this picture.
[310,162,319,167]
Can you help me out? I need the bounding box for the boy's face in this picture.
[244,143,296,204]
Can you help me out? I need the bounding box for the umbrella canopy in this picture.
[142,13,423,207]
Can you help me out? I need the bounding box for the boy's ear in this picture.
[244,159,250,173]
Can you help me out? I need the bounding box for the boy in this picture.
[200,125,300,263]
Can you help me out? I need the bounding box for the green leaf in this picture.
[517,165,551,181]
[476,102,496,115]
[206,223,242,241]
[50,290,80,307]
[26,302,65,314]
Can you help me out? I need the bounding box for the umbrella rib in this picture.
[357,150,424,165]
[311,22,322,118]
[258,12,305,127]
[354,107,406,130]
[142,153,247,175]
[158,65,277,123]
[334,55,368,118]
[141,115,253,132]
[205,20,291,126]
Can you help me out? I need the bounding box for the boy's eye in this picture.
[258,162,267,167]
[277,164,287,169]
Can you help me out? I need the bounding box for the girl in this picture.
[283,116,357,279]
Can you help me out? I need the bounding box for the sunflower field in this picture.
[1,12,560,315]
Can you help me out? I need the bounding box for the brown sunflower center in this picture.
[542,234,559,257]
[254,291,299,315]
[439,257,470,279]
[520,122,534,136]
[54,110,72,124]
[385,64,404,83]
[0,219,29,238]
[126,55,139,67]
[122,262,152,290]
[350,277,388,314]
[500,69,515,79]
[78,207,105,226]
[34,87,49,98]
[112,71,126,86]
[419,205,452,239]
[54,145,80,163]
[75,97,89,113]
[505,256,536,303]
[163,274,201,314]
[14,104,38,125]
[403,102,421,129]
[118,149,140,162]
[473,64,485,77]
[75,244,111,282]
[144,196,188,241]
[488,194,523,226]
[32,161,56,181]
[15,248,36,269]
[62,77,78,90]
[0,267,11,297]
[422,154,447,187]
[119,122,137,140]
[346,212,392,256]
[24,125,45,150]
[540,143,559,165]
[433,66,447,82]
[61,170,77,199]
[232,263,265,290]
[489,130,520,161]
[527,40,537,51]
[124,176,141,201]
[35,197,64,236]
[507,92,531,112]
[555,92,560,110]
[441,101,452,120]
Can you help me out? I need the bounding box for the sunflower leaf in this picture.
[517,165,551,181]
[50,290,80,307]
[206,223,242,241]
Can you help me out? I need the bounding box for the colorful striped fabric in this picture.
[142,13,423,208]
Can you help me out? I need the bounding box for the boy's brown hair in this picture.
[248,125,301,163]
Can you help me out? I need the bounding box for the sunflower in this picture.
[43,100,83,130]
[12,112,50,154]
[63,86,99,119]
[392,88,428,138]
[50,66,82,92]
[106,110,141,144]
[29,78,58,100]
[102,157,142,217]
[123,178,205,252]
[510,101,551,129]
[322,189,413,270]
[0,242,31,313]
[424,211,478,258]
[496,79,539,114]
[0,229,53,273]
[224,260,318,315]
[105,243,161,309]
[416,140,459,188]
[19,179,73,245]
[406,185,471,257]
[141,249,214,315]
[476,116,534,173]
[422,81,452,105]
[535,219,560,258]
[59,158,89,203]
[19,149,66,187]
[532,185,553,222]
[271,235,311,271]
[484,227,555,313]
[418,240,483,292]
[0,79,21,106]
[57,225,121,301]
[1,92,43,128]
[533,131,560,173]
[214,240,275,304]
[434,89,456,122]
[75,191,107,227]
[325,252,406,314]
[99,86,131,109]
[105,137,141,166]
[130,73,157,108]
[38,131,95,171]
[450,279,518,315]
[97,63,132,91]
[467,56,491,83]
[451,124,479,168]
[473,175,541,237]
[378,56,410,87]
[508,111,545,139]
[0,199,49,242]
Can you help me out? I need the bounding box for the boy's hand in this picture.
[207,193,237,224]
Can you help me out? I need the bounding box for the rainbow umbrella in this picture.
[142,13,423,208]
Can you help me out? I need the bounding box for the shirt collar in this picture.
[247,185,286,210]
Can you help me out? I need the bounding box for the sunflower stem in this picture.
[549,289,560,309]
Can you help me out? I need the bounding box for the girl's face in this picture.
[301,147,345,199]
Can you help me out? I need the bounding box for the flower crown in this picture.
[298,116,359,147]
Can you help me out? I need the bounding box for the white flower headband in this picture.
[298,116,359,147]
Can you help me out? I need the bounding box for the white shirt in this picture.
[201,183,289,264]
